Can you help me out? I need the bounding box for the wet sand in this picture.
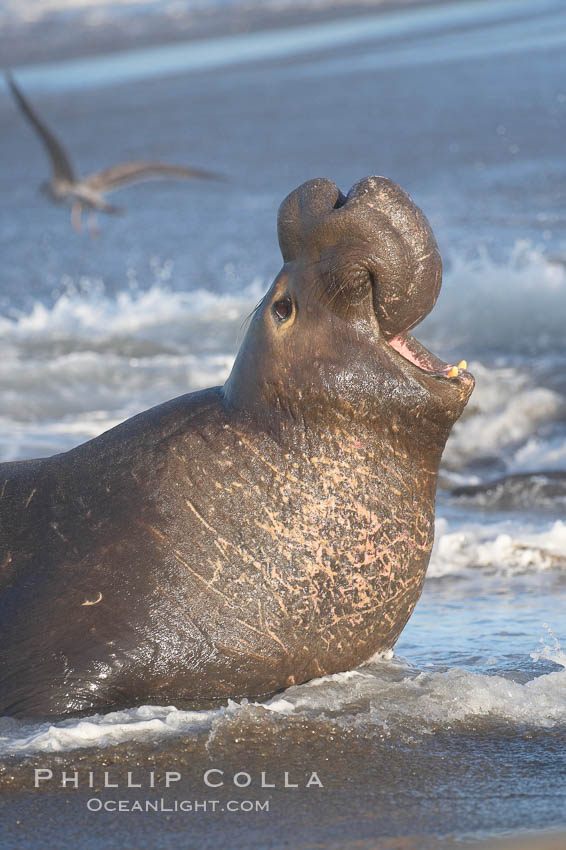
[1,712,565,848]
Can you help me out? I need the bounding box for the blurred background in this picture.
[0,0,565,469]
[1,0,566,474]
[1,1,566,842]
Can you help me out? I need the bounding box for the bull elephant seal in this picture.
[0,177,473,717]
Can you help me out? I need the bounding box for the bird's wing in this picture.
[83,162,222,192]
[6,73,75,182]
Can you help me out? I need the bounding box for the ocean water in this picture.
[1,0,566,846]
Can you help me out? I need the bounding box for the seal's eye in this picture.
[272,296,293,323]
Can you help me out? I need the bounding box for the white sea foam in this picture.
[0,350,235,460]
[253,642,566,732]
[0,278,264,346]
[430,517,566,577]
[421,241,566,356]
[513,435,566,474]
[443,361,565,473]
[0,279,262,460]
[0,704,226,756]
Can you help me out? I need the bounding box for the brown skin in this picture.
[0,177,473,718]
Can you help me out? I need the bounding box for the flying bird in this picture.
[6,73,222,233]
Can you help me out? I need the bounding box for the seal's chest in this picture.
[165,428,436,660]
[243,449,435,630]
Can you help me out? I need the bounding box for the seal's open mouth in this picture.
[386,330,468,381]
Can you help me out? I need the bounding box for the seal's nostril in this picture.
[333,191,347,210]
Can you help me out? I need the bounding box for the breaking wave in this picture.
[430,516,566,577]
[0,243,565,470]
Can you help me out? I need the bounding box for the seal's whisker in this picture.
[238,294,268,340]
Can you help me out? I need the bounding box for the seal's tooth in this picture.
[457,360,467,370]
[446,366,459,378]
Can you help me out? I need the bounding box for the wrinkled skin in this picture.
[0,177,474,717]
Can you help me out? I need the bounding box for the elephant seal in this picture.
[0,177,474,718]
